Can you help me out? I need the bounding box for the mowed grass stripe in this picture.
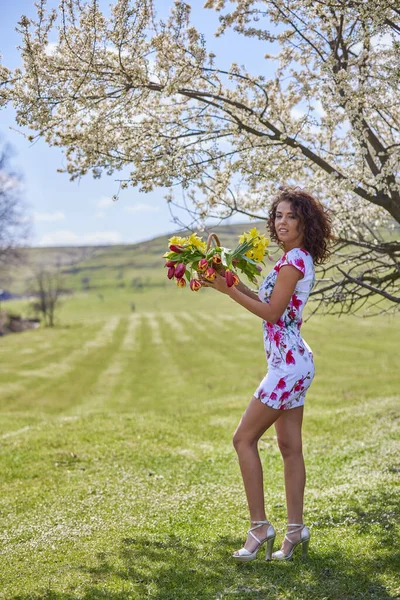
[160,312,191,341]
[156,311,258,415]
[0,318,126,420]
[143,312,167,346]
[2,319,115,370]
[178,311,207,332]
[0,321,115,406]
[111,314,176,413]
[0,319,123,430]
[0,320,117,386]
[73,316,137,413]
[121,313,142,350]
[18,316,121,379]
[305,315,400,401]
[115,311,229,415]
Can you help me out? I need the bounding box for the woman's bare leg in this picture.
[232,396,281,554]
[274,405,305,554]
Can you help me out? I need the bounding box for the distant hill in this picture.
[3,221,276,294]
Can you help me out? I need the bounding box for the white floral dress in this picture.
[254,247,316,410]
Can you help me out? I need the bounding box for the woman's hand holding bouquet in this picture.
[163,228,271,291]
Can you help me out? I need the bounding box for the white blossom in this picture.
[1,1,399,248]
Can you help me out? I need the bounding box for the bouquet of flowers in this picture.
[163,227,271,291]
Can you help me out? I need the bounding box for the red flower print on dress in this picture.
[285,350,295,365]
[291,294,302,310]
[299,248,309,256]
[277,377,286,390]
[277,318,285,328]
[270,392,278,401]
[288,310,296,319]
[293,377,306,392]
[294,258,305,273]
[273,331,282,346]
[280,391,290,401]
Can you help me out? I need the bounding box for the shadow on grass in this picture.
[11,533,399,600]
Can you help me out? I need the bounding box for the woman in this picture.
[203,186,333,562]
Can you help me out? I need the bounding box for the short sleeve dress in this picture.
[254,247,317,410]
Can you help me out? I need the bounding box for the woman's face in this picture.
[274,200,304,247]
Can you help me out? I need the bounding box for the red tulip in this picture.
[176,278,186,288]
[204,267,216,281]
[212,253,222,264]
[197,258,209,272]
[174,263,186,279]
[167,266,175,279]
[225,269,239,287]
[190,279,202,292]
[169,244,183,253]
[165,260,177,267]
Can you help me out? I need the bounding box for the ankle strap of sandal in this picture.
[284,523,305,543]
[251,520,270,525]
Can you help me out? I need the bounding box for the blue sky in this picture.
[1,1,277,247]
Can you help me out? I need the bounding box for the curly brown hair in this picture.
[267,186,335,265]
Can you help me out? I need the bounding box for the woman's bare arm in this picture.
[205,266,302,324]
[228,266,301,323]
[206,266,261,302]
[235,280,261,302]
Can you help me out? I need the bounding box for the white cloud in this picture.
[33,211,65,222]
[291,100,325,120]
[38,230,122,246]
[97,196,115,209]
[96,211,105,219]
[352,32,394,55]
[44,42,58,56]
[372,32,393,49]
[313,99,325,117]
[124,203,159,213]
[291,106,306,120]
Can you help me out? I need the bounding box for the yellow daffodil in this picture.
[168,235,188,246]
[249,227,259,238]
[187,233,207,251]
[239,227,264,245]
[253,248,265,262]
[240,228,270,262]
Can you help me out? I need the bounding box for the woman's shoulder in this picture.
[273,248,314,286]
[283,247,312,261]
[276,247,312,272]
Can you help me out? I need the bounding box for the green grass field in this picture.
[0,230,399,599]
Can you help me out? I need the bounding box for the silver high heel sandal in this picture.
[233,520,276,562]
[271,523,310,561]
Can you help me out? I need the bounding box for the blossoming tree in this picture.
[0,140,29,267]
[1,0,399,314]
